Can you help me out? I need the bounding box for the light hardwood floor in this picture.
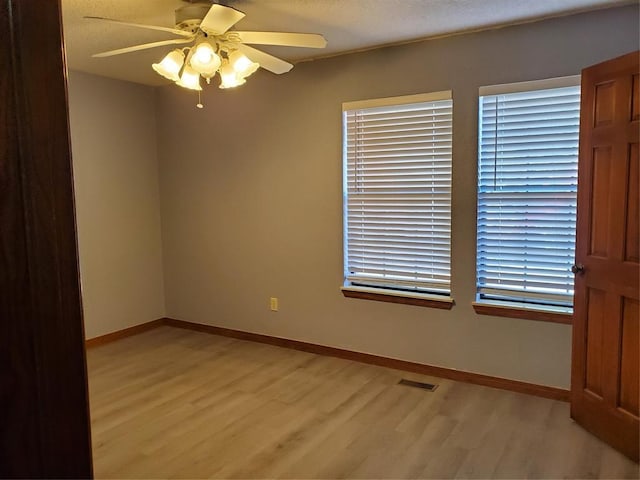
[87,326,638,479]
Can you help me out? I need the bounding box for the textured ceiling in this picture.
[62,0,633,86]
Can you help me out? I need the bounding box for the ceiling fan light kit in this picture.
[152,49,185,82]
[87,1,327,107]
[218,60,245,89]
[176,65,203,91]
[229,50,259,78]
[190,42,221,78]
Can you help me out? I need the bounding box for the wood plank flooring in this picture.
[87,326,638,479]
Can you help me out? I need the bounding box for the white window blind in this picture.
[343,91,453,295]
[476,78,580,308]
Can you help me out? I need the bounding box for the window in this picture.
[475,77,581,314]
[342,91,453,306]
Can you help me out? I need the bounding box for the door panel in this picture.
[633,74,640,120]
[619,298,639,417]
[589,148,612,257]
[594,81,615,125]
[625,144,639,263]
[572,50,640,462]
[585,288,606,398]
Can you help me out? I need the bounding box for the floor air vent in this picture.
[398,379,438,391]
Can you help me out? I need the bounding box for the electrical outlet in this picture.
[270,297,278,312]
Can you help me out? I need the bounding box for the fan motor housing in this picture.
[175,4,211,31]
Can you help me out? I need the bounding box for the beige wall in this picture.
[155,5,638,389]
[68,71,165,339]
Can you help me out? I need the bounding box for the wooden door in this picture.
[571,50,640,462]
[0,0,93,477]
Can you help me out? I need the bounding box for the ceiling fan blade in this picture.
[200,4,245,35]
[92,38,194,58]
[235,31,327,49]
[84,16,194,38]
[236,44,293,74]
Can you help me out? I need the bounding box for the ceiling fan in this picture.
[86,1,327,96]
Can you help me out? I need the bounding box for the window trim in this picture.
[472,301,573,324]
[342,90,452,111]
[474,75,581,320]
[342,285,454,309]
[478,75,581,96]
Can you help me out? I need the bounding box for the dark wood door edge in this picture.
[1,0,93,476]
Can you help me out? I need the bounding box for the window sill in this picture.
[341,286,454,310]
[472,301,573,324]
